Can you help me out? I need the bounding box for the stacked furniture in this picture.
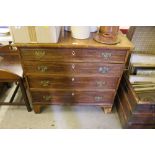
[14,31,133,113]
[116,26,155,128]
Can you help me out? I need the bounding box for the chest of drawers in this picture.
[15,31,133,113]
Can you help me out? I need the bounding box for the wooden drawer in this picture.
[115,94,155,128]
[23,62,124,77]
[20,48,127,63]
[116,91,155,119]
[27,76,119,90]
[118,83,155,115]
[30,90,115,105]
[121,75,155,114]
[116,74,155,128]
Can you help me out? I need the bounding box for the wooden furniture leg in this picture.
[19,78,32,112]
[33,105,42,113]
[102,107,112,114]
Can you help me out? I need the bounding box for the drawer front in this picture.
[30,90,115,105]
[127,124,155,129]
[120,75,155,114]
[23,62,124,77]
[20,48,127,63]
[118,81,155,115]
[129,115,155,125]
[28,76,119,90]
[115,93,155,128]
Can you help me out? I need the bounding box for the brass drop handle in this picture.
[95,96,103,102]
[37,66,48,72]
[98,66,109,74]
[34,50,45,58]
[96,81,106,88]
[43,95,52,101]
[40,80,50,87]
[101,52,112,59]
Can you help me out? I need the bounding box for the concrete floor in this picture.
[0,84,122,129]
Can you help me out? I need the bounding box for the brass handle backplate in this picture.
[96,81,106,88]
[37,66,48,72]
[95,96,103,102]
[101,52,112,59]
[98,66,109,74]
[43,95,52,101]
[40,80,50,87]
[34,50,45,59]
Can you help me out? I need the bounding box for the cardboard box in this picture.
[10,26,61,43]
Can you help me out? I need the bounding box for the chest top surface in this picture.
[13,31,134,50]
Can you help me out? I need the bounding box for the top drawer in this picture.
[20,48,127,63]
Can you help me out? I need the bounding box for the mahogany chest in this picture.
[14,31,133,113]
[116,74,155,129]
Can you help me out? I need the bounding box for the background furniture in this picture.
[116,26,155,128]
[14,31,133,113]
[0,54,5,94]
[116,73,155,128]
[0,45,32,112]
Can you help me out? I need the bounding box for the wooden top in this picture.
[0,54,23,77]
[13,30,134,50]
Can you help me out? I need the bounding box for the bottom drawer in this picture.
[116,94,155,128]
[116,74,155,128]
[30,90,115,106]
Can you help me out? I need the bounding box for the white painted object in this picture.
[10,26,61,43]
[10,26,30,43]
[90,26,98,32]
[35,26,61,43]
[64,26,71,31]
[71,26,90,39]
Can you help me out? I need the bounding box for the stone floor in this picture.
[0,83,122,129]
